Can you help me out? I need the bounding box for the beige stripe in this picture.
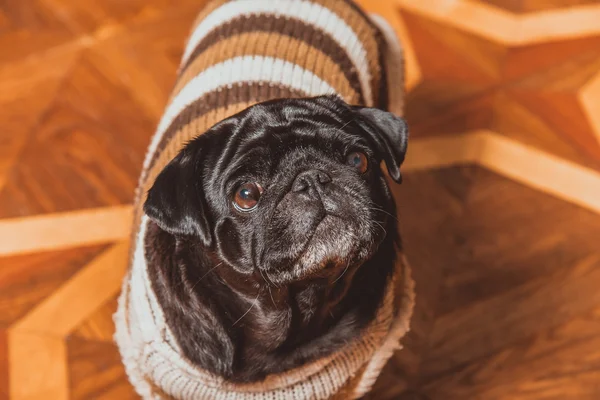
[8,332,68,400]
[12,241,129,336]
[0,205,132,256]
[170,32,360,103]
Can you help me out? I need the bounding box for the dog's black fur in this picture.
[143,95,408,382]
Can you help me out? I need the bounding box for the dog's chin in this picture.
[268,215,380,284]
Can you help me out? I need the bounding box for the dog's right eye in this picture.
[346,151,368,174]
[233,182,263,212]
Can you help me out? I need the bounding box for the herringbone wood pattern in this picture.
[1,0,599,399]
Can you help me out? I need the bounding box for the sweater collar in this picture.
[114,216,415,399]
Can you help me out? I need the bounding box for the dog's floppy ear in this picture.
[352,106,409,183]
[144,137,212,246]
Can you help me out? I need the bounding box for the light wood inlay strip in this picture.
[474,131,600,215]
[403,133,482,171]
[579,71,600,146]
[0,133,598,257]
[12,241,129,337]
[0,205,132,256]
[395,0,600,45]
[403,130,600,214]
[8,331,68,400]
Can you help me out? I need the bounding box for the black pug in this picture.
[142,94,408,382]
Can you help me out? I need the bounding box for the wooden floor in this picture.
[1,0,600,399]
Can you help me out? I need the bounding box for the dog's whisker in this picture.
[267,285,276,307]
[368,205,399,222]
[371,220,387,236]
[233,292,261,326]
[256,246,281,288]
[332,259,351,284]
[257,267,270,286]
[336,118,354,133]
[189,262,223,291]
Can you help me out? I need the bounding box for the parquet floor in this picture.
[1,0,600,399]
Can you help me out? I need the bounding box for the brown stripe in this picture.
[376,30,390,111]
[171,32,361,104]
[333,0,373,17]
[311,0,385,106]
[177,15,364,103]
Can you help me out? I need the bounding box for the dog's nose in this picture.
[292,169,332,193]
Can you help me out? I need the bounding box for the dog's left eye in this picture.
[233,182,263,212]
[346,152,368,174]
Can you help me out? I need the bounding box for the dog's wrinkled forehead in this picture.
[216,98,352,164]
[222,127,357,185]
[213,96,403,183]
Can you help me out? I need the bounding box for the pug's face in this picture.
[144,95,408,287]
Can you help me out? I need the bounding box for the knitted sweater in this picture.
[114,0,412,398]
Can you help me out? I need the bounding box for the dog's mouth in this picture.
[260,188,391,284]
[297,215,344,260]
[269,214,372,283]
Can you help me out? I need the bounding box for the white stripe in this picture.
[130,216,159,342]
[142,56,336,170]
[180,0,373,104]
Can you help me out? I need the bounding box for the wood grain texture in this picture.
[395,1,600,172]
[395,0,600,44]
[1,0,600,399]
[0,206,132,256]
[3,130,599,259]
[0,0,209,219]
[0,0,598,220]
[0,245,107,327]
[8,332,68,400]
[580,70,600,145]
[71,295,119,342]
[0,330,8,400]
[12,242,128,336]
[66,336,137,400]
[2,165,600,398]
[479,0,600,13]
[371,166,600,399]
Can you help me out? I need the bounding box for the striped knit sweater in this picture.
[114,0,413,398]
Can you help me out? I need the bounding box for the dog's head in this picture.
[144,95,408,286]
